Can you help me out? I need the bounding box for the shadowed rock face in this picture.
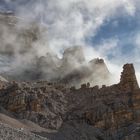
[0,64,139,140]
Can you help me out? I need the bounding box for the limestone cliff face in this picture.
[119,64,139,91]
[0,63,139,140]
[80,63,140,139]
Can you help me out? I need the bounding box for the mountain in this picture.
[1,12,140,140]
[59,57,110,87]
[0,64,139,140]
[0,12,110,87]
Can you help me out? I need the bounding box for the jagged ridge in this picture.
[0,63,139,140]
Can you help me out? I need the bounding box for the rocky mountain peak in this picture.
[119,63,139,91]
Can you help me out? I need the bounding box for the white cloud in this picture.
[123,0,136,16]
[16,0,138,82]
[1,0,140,85]
[15,0,136,53]
[96,39,119,56]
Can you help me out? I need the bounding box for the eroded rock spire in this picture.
[119,63,139,91]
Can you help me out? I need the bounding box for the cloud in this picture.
[123,0,136,16]
[13,0,136,51]
[0,0,140,85]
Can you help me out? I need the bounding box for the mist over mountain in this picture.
[0,12,111,87]
[0,1,140,140]
[0,0,140,85]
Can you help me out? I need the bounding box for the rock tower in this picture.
[119,64,139,91]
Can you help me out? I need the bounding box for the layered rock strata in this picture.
[0,63,139,140]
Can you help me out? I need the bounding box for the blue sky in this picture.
[89,14,138,60]
[0,0,140,82]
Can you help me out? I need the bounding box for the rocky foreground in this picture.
[0,63,139,140]
[0,123,48,140]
